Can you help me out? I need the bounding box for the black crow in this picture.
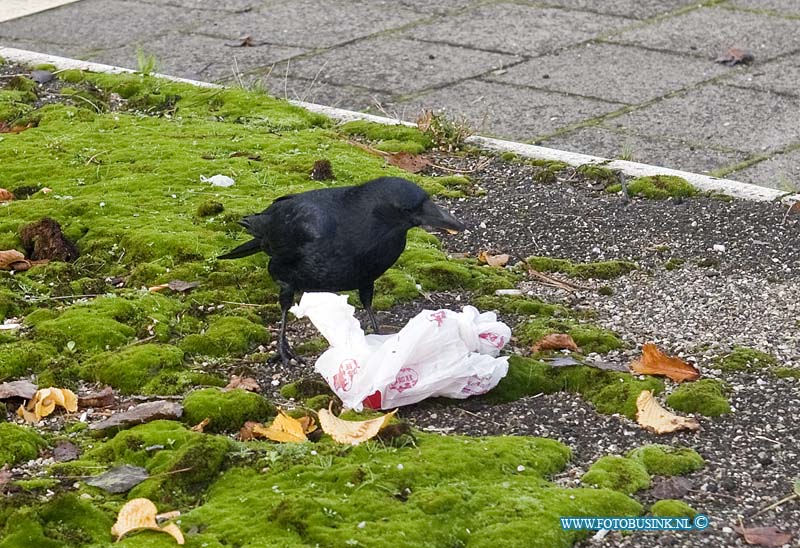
[218,176,466,364]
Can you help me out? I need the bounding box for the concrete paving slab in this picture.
[0,37,84,59]
[728,0,800,17]
[725,57,800,98]
[729,149,800,191]
[393,79,620,139]
[194,0,423,49]
[403,3,630,56]
[393,0,483,14]
[0,0,80,23]
[283,37,519,95]
[534,0,701,19]
[541,126,749,175]
[609,6,800,61]
[607,84,800,154]
[489,42,727,104]
[86,33,306,83]
[0,0,216,49]
[133,0,266,11]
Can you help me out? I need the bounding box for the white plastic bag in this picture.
[290,293,511,410]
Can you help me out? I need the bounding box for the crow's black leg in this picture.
[277,283,299,365]
[358,284,381,334]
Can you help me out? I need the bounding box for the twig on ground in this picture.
[527,268,591,292]
[752,493,799,518]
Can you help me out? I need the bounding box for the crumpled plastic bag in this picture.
[290,293,511,410]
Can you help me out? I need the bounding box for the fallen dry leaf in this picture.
[649,476,693,500]
[0,121,34,134]
[17,387,78,423]
[631,343,700,383]
[318,406,397,445]
[89,465,149,494]
[478,250,510,267]
[0,189,14,202]
[532,333,580,353]
[224,376,260,392]
[734,525,793,547]
[417,110,433,133]
[78,386,115,408]
[111,498,184,544]
[53,440,80,462]
[252,410,309,443]
[386,151,431,174]
[148,280,200,293]
[224,34,266,47]
[239,421,260,441]
[190,418,211,433]
[0,249,29,271]
[715,47,754,66]
[636,390,700,434]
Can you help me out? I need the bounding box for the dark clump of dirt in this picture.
[19,218,79,262]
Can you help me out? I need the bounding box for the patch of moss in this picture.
[625,175,698,200]
[0,423,47,466]
[500,151,518,162]
[340,120,433,153]
[774,367,800,379]
[0,402,6,421]
[715,346,777,371]
[13,478,59,492]
[183,388,276,432]
[183,433,640,548]
[487,356,663,418]
[527,256,637,280]
[577,164,618,185]
[0,288,21,321]
[582,456,651,494]
[57,69,86,84]
[83,343,185,395]
[0,341,57,381]
[651,499,697,518]
[180,315,268,357]
[515,317,624,354]
[280,378,333,401]
[666,379,730,417]
[473,294,565,317]
[196,200,224,217]
[626,445,705,476]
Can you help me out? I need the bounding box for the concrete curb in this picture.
[2,46,798,204]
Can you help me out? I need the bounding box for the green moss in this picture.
[582,456,650,494]
[83,343,185,395]
[0,341,57,381]
[500,151,518,162]
[183,388,276,432]
[651,499,697,518]
[774,367,800,379]
[0,402,6,421]
[576,164,618,185]
[626,445,705,476]
[280,378,333,401]
[57,69,86,84]
[625,175,698,200]
[6,76,37,95]
[473,294,565,317]
[666,379,730,417]
[180,315,268,357]
[526,256,637,280]
[340,120,433,153]
[13,478,59,492]
[0,288,21,321]
[715,346,777,371]
[515,317,623,354]
[664,258,685,271]
[0,423,47,466]
[196,200,225,217]
[488,356,663,418]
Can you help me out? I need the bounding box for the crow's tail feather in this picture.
[217,239,261,260]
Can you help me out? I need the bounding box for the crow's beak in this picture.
[418,200,466,234]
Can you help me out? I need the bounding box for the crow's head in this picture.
[368,177,466,233]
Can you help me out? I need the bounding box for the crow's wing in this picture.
[245,196,337,259]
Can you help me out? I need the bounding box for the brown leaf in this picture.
[111,498,184,544]
[318,406,396,445]
[416,110,433,133]
[532,333,580,353]
[788,201,800,215]
[224,34,265,47]
[478,250,510,267]
[631,343,700,383]
[386,152,431,174]
[734,525,793,547]
[224,376,260,392]
[715,47,755,66]
[238,421,260,441]
[0,380,38,400]
[0,121,34,134]
[90,401,183,431]
[53,440,81,462]
[190,418,211,433]
[636,390,700,434]
[78,386,115,408]
[0,189,14,202]
[0,250,28,271]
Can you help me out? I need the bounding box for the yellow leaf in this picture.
[190,418,210,433]
[478,250,510,267]
[111,498,184,544]
[318,407,397,445]
[17,387,79,422]
[636,390,700,434]
[252,410,308,443]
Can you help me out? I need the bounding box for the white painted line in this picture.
[1,46,797,205]
[0,0,81,23]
